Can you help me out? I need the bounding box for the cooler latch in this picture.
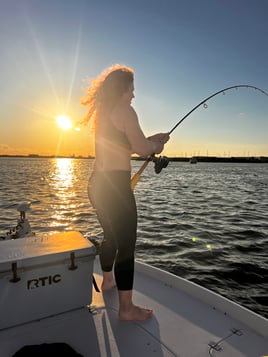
[10,262,21,283]
[68,252,77,270]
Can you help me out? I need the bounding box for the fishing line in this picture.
[131,84,268,189]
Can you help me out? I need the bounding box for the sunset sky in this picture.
[0,0,267,158]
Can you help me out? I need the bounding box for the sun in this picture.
[56,114,73,130]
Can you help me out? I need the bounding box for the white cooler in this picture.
[0,231,96,329]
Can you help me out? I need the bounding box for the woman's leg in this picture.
[96,210,117,291]
[111,180,153,320]
[88,174,117,290]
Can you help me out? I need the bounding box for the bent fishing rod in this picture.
[131,84,268,190]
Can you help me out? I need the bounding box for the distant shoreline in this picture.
[1,154,268,163]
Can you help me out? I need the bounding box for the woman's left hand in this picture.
[148,132,170,144]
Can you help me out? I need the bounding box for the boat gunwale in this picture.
[135,260,268,338]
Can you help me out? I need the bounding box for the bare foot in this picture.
[119,305,153,321]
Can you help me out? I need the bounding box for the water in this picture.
[0,157,267,318]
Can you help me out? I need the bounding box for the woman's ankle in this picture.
[101,271,116,291]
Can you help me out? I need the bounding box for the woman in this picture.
[81,64,169,321]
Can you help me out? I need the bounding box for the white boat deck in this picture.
[1,257,267,357]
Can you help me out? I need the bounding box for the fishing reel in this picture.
[152,155,169,174]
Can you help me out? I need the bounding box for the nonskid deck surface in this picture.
[1,258,267,357]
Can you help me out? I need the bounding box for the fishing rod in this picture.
[131,84,268,190]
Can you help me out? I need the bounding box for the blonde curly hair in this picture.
[81,64,134,126]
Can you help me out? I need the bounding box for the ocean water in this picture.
[0,157,267,318]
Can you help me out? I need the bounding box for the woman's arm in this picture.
[124,106,167,156]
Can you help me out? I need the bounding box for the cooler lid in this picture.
[0,231,96,265]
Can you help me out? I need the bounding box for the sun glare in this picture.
[56,115,73,130]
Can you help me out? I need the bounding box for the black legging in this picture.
[88,171,137,290]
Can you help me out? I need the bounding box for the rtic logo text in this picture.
[27,274,61,289]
